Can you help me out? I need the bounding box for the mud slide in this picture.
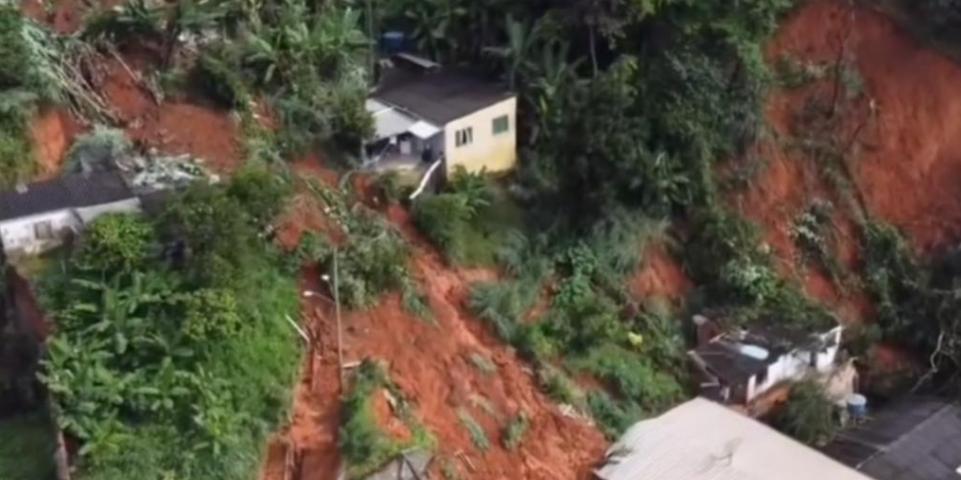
[730,0,961,323]
[266,161,607,480]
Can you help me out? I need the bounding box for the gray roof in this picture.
[823,397,961,480]
[0,172,135,221]
[374,70,513,125]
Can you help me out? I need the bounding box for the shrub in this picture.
[412,193,474,258]
[179,288,243,341]
[76,213,154,273]
[456,409,490,452]
[501,412,530,451]
[774,381,838,446]
[587,391,643,440]
[569,343,683,411]
[194,50,250,108]
[64,126,132,174]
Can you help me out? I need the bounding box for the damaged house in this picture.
[0,172,141,256]
[688,316,843,406]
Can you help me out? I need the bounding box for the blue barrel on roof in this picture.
[382,31,406,54]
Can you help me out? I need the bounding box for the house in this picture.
[365,55,517,179]
[595,397,870,480]
[689,316,843,405]
[0,171,141,256]
[823,396,961,480]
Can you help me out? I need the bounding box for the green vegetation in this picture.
[774,381,839,446]
[303,180,428,315]
[456,408,490,452]
[339,360,433,479]
[38,171,300,479]
[501,412,530,451]
[413,168,523,266]
[0,409,57,480]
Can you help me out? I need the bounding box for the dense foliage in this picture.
[39,171,300,479]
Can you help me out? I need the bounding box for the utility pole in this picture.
[366,0,376,87]
[333,248,344,390]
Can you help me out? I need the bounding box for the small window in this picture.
[34,221,53,240]
[493,115,510,135]
[455,127,473,147]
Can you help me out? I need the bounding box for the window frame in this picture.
[492,115,510,135]
[455,127,474,147]
[34,220,53,240]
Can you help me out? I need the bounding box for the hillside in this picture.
[4,0,961,479]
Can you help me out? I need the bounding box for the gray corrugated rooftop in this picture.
[0,171,135,221]
[823,396,961,480]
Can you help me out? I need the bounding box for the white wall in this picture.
[1,198,142,255]
[444,97,518,175]
[0,210,79,255]
[747,326,844,402]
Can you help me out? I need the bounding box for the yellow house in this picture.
[365,67,517,178]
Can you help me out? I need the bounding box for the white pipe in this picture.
[284,314,310,344]
[409,159,444,201]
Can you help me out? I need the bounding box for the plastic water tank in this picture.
[847,393,868,419]
[382,31,406,54]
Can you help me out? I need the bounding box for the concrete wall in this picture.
[443,97,517,175]
[0,210,79,255]
[1,198,141,255]
[748,326,844,402]
[75,198,142,224]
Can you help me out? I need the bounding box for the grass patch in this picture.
[339,360,433,479]
[501,412,530,451]
[0,410,57,480]
[412,172,525,267]
[468,353,497,375]
[456,408,490,452]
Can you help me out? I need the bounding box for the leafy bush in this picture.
[76,213,154,273]
[774,381,838,446]
[64,126,132,174]
[587,391,643,440]
[501,412,530,451]
[457,409,490,452]
[412,194,474,258]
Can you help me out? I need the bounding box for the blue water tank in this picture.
[847,393,868,419]
[382,31,406,54]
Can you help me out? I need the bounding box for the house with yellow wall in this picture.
[364,58,517,180]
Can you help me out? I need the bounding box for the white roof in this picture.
[366,99,416,140]
[408,120,440,139]
[595,398,871,480]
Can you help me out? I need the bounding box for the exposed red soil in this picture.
[730,0,961,324]
[370,388,413,444]
[98,55,244,174]
[628,243,692,303]
[267,167,608,480]
[30,107,84,180]
[773,1,961,252]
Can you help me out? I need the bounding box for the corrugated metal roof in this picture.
[595,398,871,480]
